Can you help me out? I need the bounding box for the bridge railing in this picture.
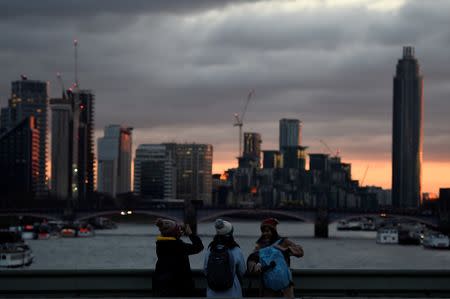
[1,269,450,297]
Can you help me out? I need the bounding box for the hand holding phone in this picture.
[184,224,192,236]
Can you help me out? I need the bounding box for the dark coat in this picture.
[153,235,204,297]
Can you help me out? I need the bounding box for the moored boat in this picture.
[0,231,34,268]
[21,225,36,240]
[422,231,450,249]
[361,218,376,231]
[60,226,77,238]
[77,225,95,237]
[337,220,349,230]
[376,228,398,244]
[38,224,51,240]
[398,223,422,245]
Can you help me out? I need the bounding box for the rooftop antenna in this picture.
[74,39,79,88]
[56,72,66,99]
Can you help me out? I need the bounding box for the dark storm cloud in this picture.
[0,0,449,167]
[0,0,257,18]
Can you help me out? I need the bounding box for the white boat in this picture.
[21,225,36,240]
[337,219,362,230]
[347,220,362,230]
[0,232,34,268]
[361,219,376,231]
[337,220,349,230]
[422,231,450,249]
[376,228,398,244]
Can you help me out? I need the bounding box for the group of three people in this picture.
[153,217,304,298]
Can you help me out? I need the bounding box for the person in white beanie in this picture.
[203,219,246,298]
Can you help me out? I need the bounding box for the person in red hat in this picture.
[247,218,304,298]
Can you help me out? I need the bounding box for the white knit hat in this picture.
[215,219,233,235]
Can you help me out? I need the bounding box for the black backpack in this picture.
[206,244,234,291]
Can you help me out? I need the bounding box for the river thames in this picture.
[17,221,450,270]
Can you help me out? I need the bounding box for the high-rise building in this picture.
[279,118,302,150]
[392,46,423,208]
[69,89,96,202]
[282,146,308,170]
[439,188,450,232]
[5,77,49,198]
[175,144,213,205]
[50,98,78,200]
[262,150,281,169]
[0,116,39,201]
[0,107,12,135]
[309,153,329,169]
[134,144,176,199]
[97,125,133,197]
[242,132,262,168]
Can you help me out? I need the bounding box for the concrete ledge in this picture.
[1,269,450,297]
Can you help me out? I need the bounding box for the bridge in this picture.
[0,207,439,225]
[0,206,440,237]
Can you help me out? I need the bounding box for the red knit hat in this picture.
[261,218,279,230]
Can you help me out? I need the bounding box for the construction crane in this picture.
[234,89,255,157]
[319,139,332,155]
[74,39,79,88]
[319,139,339,157]
[360,165,370,186]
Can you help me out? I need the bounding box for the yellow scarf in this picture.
[156,236,177,241]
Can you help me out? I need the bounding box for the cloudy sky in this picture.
[0,0,449,193]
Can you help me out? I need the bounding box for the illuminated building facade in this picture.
[4,77,49,198]
[97,125,133,197]
[0,117,40,200]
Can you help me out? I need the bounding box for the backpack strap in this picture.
[272,238,284,246]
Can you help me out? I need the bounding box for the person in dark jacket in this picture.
[247,218,304,298]
[153,218,204,297]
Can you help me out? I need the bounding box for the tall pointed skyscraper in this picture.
[392,46,423,209]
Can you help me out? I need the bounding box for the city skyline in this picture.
[0,0,449,193]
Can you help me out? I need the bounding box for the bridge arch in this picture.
[0,213,60,221]
[198,209,314,223]
[75,210,182,222]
